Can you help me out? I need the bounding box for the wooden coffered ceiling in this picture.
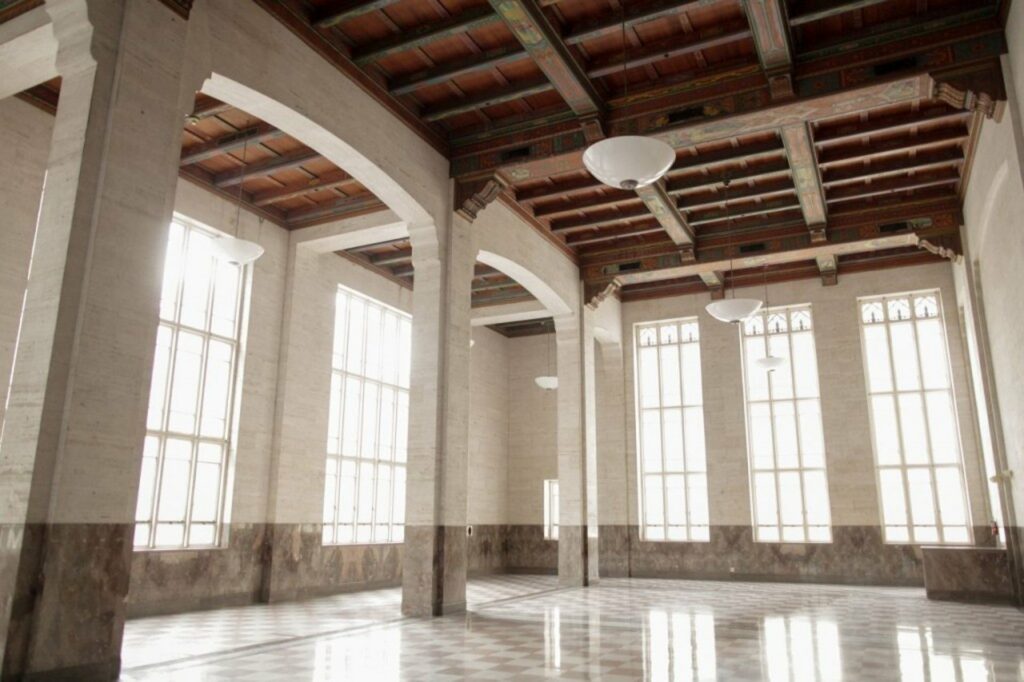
[9,0,1013,304]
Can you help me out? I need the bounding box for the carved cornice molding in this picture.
[918,238,963,264]
[586,279,621,310]
[455,175,509,222]
[932,81,999,119]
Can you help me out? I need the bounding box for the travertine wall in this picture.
[960,74,1024,603]
[0,97,51,428]
[468,327,510,526]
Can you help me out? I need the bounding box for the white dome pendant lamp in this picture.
[581,9,675,191]
[534,320,558,391]
[705,178,763,324]
[211,133,265,267]
[754,264,785,373]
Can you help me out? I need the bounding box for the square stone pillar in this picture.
[0,0,190,678]
[401,212,474,616]
[554,308,598,587]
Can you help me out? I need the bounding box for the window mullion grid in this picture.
[766,321,783,542]
[635,328,650,540]
[881,299,913,542]
[786,323,809,542]
[678,334,691,538]
[655,335,669,540]
[337,292,355,540]
[908,307,942,541]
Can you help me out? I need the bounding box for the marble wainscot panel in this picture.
[504,525,557,574]
[467,525,506,575]
[261,524,402,602]
[128,523,267,617]
[922,546,1015,603]
[599,525,928,586]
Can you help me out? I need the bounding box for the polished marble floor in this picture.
[120,576,1024,681]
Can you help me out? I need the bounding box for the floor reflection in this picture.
[644,609,717,681]
[120,577,1024,681]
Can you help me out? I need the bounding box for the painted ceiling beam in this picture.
[487,0,603,117]
[689,195,802,226]
[313,0,402,29]
[825,167,962,204]
[519,138,785,203]
[817,124,969,166]
[180,122,285,166]
[389,44,527,95]
[422,78,554,122]
[699,271,725,299]
[251,169,360,207]
[286,194,387,226]
[635,180,696,248]
[564,222,666,247]
[563,0,717,45]
[586,24,751,78]
[816,254,838,286]
[371,248,413,266]
[780,123,828,241]
[821,146,964,186]
[789,0,891,28]
[740,0,794,99]
[213,148,320,187]
[352,5,498,65]
[814,106,970,146]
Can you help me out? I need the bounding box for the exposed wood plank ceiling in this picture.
[10,0,1011,303]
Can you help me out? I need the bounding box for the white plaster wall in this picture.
[171,179,289,524]
[467,326,509,526]
[0,97,51,429]
[619,263,989,532]
[507,333,559,525]
[961,107,1024,529]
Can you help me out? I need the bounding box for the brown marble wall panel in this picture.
[1011,526,1024,606]
[922,546,1014,603]
[261,524,402,603]
[127,523,267,617]
[2,524,133,682]
[468,525,506,575]
[504,525,557,574]
[599,525,926,586]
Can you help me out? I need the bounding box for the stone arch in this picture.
[182,0,449,229]
[476,250,572,317]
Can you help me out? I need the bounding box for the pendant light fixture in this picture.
[705,178,763,324]
[755,263,785,373]
[581,8,675,190]
[210,131,265,266]
[534,320,558,391]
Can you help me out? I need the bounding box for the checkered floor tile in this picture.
[121,576,1024,680]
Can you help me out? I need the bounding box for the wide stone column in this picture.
[0,0,189,678]
[554,306,598,587]
[401,211,474,616]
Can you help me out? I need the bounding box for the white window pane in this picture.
[879,469,908,527]
[210,261,241,337]
[749,402,774,470]
[906,468,937,527]
[690,526,709,541]
[147,326,173,430]
[796,400,825,468]
[934,467,967,528]
[778,471,803,527]
[644,475,664,527]
[758,525,779,542]
[744,336,769,401]
[870,395,901,465]
[943,526,969,544]
[180,231,213,331]
[659,323,678,344]
[357,462,375,523]
[772,401,799,470]
[155,523,184,547]
[398,318,412,389]
[342,378,361,456]
[642,410,663,473]
[339,460,357,524]
[199,339,233,439]
[323,469,338,524]
[687,474,709,527]
[392,466,406,526]
[683,407,706,472]
[890,322,921,391]
[381,313,399,384]
[136,452,158,524]
[916,319,950,390]
[791,332,819,398]
[681,343,702,407]
[886,526,909,543]
[333,291,348,370]
[659,346,681,407]
[346,298,365,375]
[914,526,939,544]
[925,392,958,464]
[639,347,660,408]
[134,523,151,547]
[157,441,192,522]
[364,305,382,381]
[898,393,929,465]
[168,331,204,433]
[802,470,830,527]
[863,325,893,393]
[327,374,342,455]
[191,461,222,522]
[661,409,683,472]
[160,223,186,321]
[378,387,396,460]
[375,464,392,532]
[395,391,409,463]
[754,472,778,527]
[767,334,792,399]
[664,474,686,526]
